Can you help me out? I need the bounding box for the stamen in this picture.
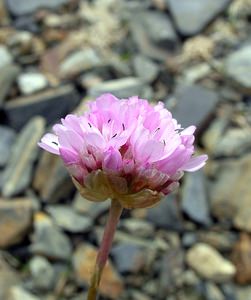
[155,127,160,132]
[52,141,58,145]
[122,123,125,130]
[163,140,166,146]
[108,119,111,123]
[88,122,92,128]
[112,133,117,138]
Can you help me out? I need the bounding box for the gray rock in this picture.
[167,0,231,36]
[29,256,55,291]
[0,64,20,106]
[186,243,236,282]
[1,117,45,197]
[112,243,148,274]
[136,11,178,48]
[89,77,152,99]
[210,154,251,229]
[6,0,69,16]
[4,84,80,130]
[59,49,102,78]
[171,84,219,128]
[146,195,183,231]
[0,46,12,69]
[0,126,16,168]
[0,257,20,300]
[159,247,184,295]
[8,286,40,300]
[45,204,93,233]
[225,44,251,91]
[133,55,159,83]
[17,73,48,95]
[31,215,72,260]
[182,170,211,226]
[0,198,33,248]
[130,19,170,61]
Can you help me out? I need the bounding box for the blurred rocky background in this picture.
[0,0,251,299]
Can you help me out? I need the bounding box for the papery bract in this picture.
[38,93,207,208]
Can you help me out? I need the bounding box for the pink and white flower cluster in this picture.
[39,94,207,207]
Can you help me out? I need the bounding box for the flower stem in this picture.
[87,199,123,300]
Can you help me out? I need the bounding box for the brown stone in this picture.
[0,198,33,248]
[73,243,124,299]
[231,233,251,284]
[33,151,74,202]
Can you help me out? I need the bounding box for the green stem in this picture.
[87,199,123,300]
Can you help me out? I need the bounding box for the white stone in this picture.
[8,286,40,300]
[18,73,48,95]
[186,243,236,282]
[0,46,13,69]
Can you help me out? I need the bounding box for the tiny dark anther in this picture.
[52,141,58,145]
[88,122,92,128]
[122,123,125,130]
[112,133,117,138]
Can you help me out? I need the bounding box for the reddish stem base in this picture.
[87,199,123,300]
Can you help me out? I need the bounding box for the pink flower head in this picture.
[38,94,207,208]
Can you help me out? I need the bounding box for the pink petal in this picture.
[84,132,105,149]
[38,133,59,155]
[103,148,122,172]
[59,147,79,164]
[182,154,208,172]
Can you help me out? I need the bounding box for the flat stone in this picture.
[197,231,237,252]
[59,49,102,79]
[225,44,251,91]
[159,247,184,295]
[146,195,183,231]
[186,243,236,282]
[4,84,80,130]
[205,282,224,300]
[167,0,231,36]
[181,170,211,226]
[236,286,251,300]
[133,55,159,83]
[17,73,48,95]
[6,0,69,16]
[0,198,33,248]
[73,192,110,220]
[130,19,170,61]
[8,286,40,300]
[0,45,12,69]
[210,154,251,228]
[29,256,55,291]
[31,212,72,260]
[0,257,20,300]
[89,77,151,99]
[112,243,147,274]
[171,84,219,128]
[121,219,154,238]
[73,243,124,299]
[0,64,20,106]
[202,117,229,154]
[1,117,45,197]
[33,152,74,203]
[45,204,93,233]
[136,10,178,48]
[213,128,251,157]
[0,126,16,168]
